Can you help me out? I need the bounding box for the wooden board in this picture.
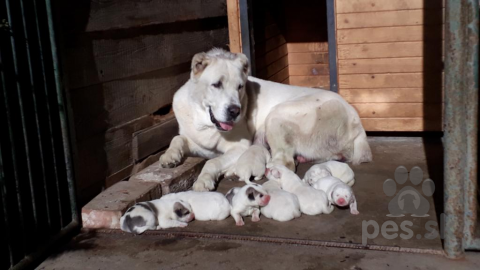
[289,76,330,88]
[338,41,444,59]
[288,52,329,65]
[257,55,289,79]
[339,73,444,89]
[66,25,228,89]
[352,103,443,118]
[337,25,444,45]
[289,64,329,76]
[338,57,444,74]
[340,88,443,103]
[256,44,288,70]
[337,9,444,29]
[269,67,290,83]
[85,0,227,32]
[287,42,329,53]
[361,118,443,132]
[336,0,444,14]
[227,0,241,53]
[132,117,179,162]
[71,70,189,142]
[255,34,287,57]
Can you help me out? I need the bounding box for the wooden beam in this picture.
[289,75,330,88]
[288,52,329,65]
[339,88,443,103]
[339,73,444,89]
[289,64,329,76]
[338,57,444,74]
[227,0,242,53]
[132,117,179,162]
[287,42,329,53]
[338,41,444,60]
[361,118,443,132]
[352,103,443,118]
[336,0,444,14]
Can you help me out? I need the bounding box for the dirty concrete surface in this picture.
[39,137,480,269]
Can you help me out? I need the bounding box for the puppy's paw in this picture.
[236,220,245,226]
[251,216,260,222]
[177,222,188,228]
[159,149,183,168]
[350,209,359,215]
[192,174,215,192]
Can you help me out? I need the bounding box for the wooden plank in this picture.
[289,76,330,88]
[71,69,189,142]
[66,27,228,89]
[269,67,290,83]
[255,34,287,57]
[338,41,444,59]
[282,77,290,85]
[85,0,227,32]
[257,55,289,79]
[339,73,444,89]
[361,118,443,132]
[338,57,444,74]
[256,44,288,70]
[289,64,329,76]
[337,9,444,29]
[340,88,443,103]
[336,0,444,14]
[337,25,444,45]
[132,117,179,162]
[288,52,329,65]
[227,0,242,53]
[287,42,329,53]
[352,103,443,118]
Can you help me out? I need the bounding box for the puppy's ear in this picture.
[191,52,210,79]
[246,187,259,201]
[271,168,282,179]
[235,53,250,76]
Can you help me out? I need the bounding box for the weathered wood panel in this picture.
[256,44,288,71]
[86,0,227,32]
[339,73,444,89]
[132,117,179,162]
[337,9,444,29]
[337,25,444,45]
[361,118,443,132]
[288,52,329,65]
[289,76,330,88]
[287,42,329,53]
[336,0,444,14]
[227,0,242,53]
[338,57,443,74]
[255,34,287,57]
[338,41,444,59]
[352,103,442,118]
[340,88,443,103]
[66,27,228,89]
[269,67,290,83]
[257,56,289,79]
[289,64,329,76]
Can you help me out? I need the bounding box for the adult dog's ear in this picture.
[235,53,250,76]
[191,52,210,79]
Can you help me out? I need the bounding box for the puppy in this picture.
[303,161,355,186]
[260,180,301,222]
[120,199,194,234]
[312,176,359,215]
[161,191,230,221]
[265,164,334,215]
[226,184,271,226]
[225,145,271,183]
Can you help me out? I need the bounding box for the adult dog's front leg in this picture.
[193,148,245,191]
[160,135,190,168]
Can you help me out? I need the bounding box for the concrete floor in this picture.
[39,137,480,269]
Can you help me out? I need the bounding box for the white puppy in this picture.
[312,176,359,215]
[265,164,333,215]
[260,180,301,222]
[161,191,231,221]
[120,199,194,234]
[303,161,355,186]
[226,184,271,226]
[225,145,271,183]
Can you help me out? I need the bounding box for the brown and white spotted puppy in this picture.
[226,184,271,226]
[120,199,194,234]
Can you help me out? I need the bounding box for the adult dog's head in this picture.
[190,48,249,132]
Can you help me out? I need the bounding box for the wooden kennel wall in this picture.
[228,0,445,132]
[57,0,229,205]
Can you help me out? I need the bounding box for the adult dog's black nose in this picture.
[227,105,241,120]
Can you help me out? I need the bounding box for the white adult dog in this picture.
[160,48,372,191]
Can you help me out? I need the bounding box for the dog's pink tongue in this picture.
[219,122,234,131]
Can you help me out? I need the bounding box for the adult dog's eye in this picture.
[238,84,243,90]
[212,81,222,88]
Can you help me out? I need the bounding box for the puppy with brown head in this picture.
[120,198,194,234]
[226,184,270,226]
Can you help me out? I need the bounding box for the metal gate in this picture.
[0,0,79,269]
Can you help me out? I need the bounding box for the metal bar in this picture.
[326,0,338,92]
[10,221,79,270]
[239,0,253,76]
[45,0,79,223]
[5,0,40,234]
[19,0,53,230]
[443,0,479,258]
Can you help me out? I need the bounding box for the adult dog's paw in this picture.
[159,149,182,168]
[192,173,215,191]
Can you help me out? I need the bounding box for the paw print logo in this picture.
[383,166,435,217]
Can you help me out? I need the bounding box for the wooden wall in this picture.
[335,0,444,131]
[57,0,229,205]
